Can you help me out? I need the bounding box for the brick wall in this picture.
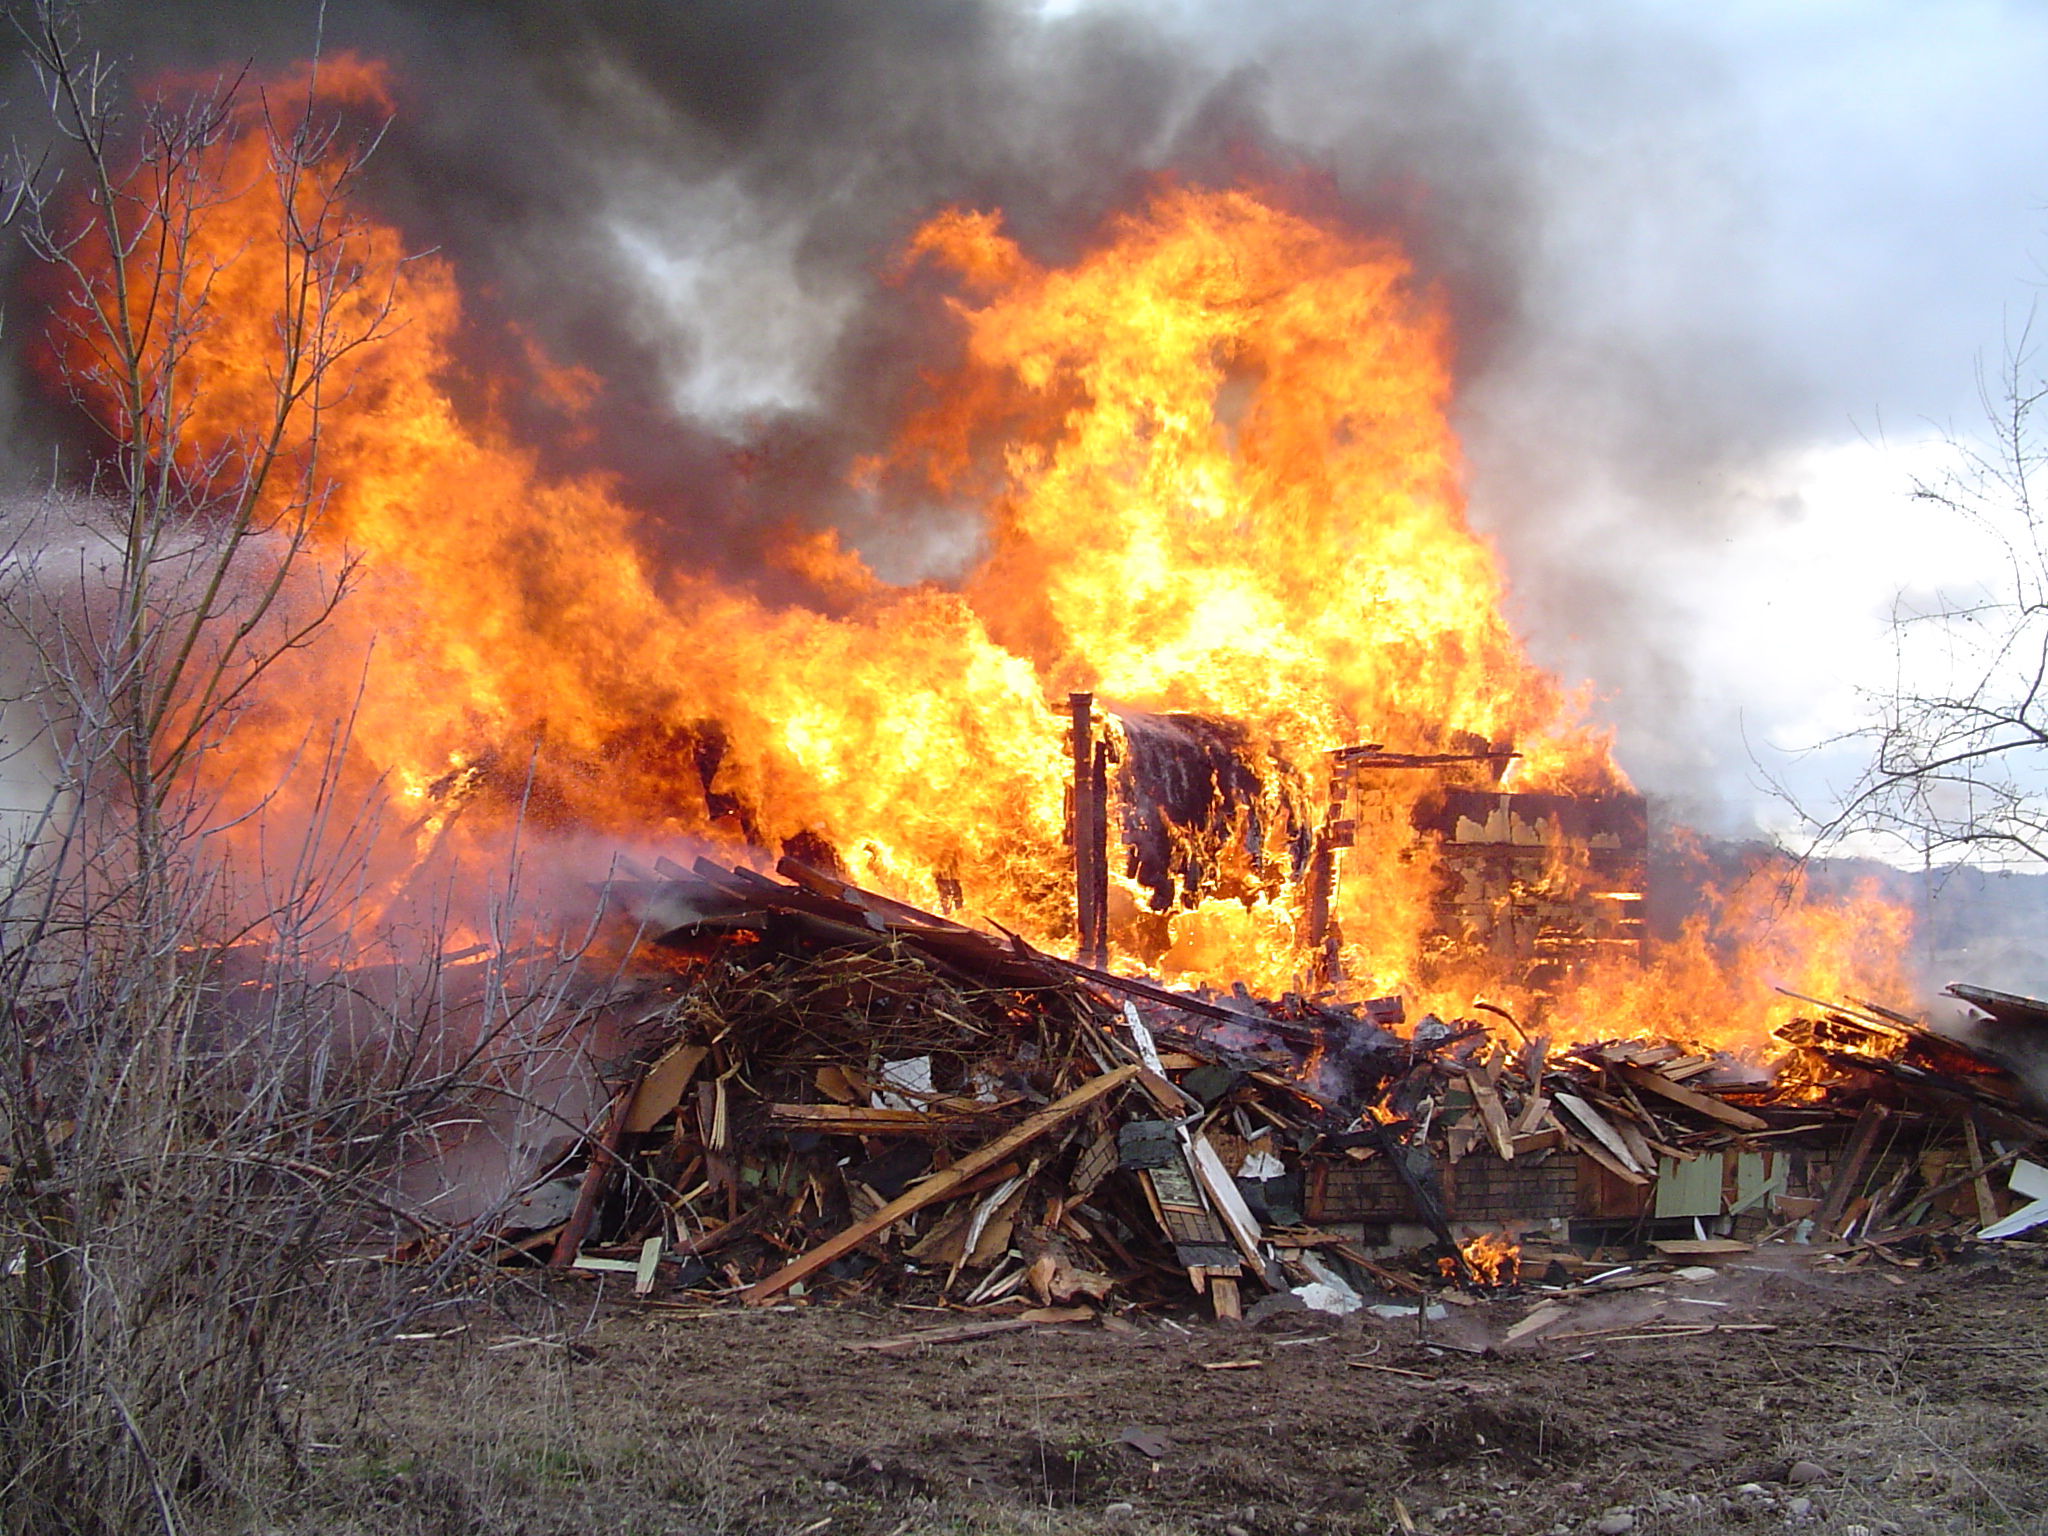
[1307,1148,1579,1224]
[1301,1124,1975,1234]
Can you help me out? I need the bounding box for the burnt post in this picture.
[1303,834,1335,981]
[1089,731,1110,967]
[1304,754,1356,987]
[1070,692,1110,967]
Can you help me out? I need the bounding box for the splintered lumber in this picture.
[1817,1101,1891,1236]
[1962,1116,2000,1229]
[741,1064,1139,1304]
[1616,1064,1768,1132]
[625,1043,708,1133]
[550,1082,633,1268]
[633,1235,664,1296]
[766,1103,1001,1135]
[1464,1065,1516,1161]
[1555,1093,1644,1175]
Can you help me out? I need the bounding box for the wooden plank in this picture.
[1503,1303,1569,1342]
[1555,1093,1645,1174]
[1328,1243,1427,1295]
[741,1065,1138,1304]
[1962,1115,2001,1229]
[1070,693,1108,968]
[1611,1115,1656,1173]
[1612,1078,1673,1145]
[1817,1101,1891,1236]
[1649,1238,1753,1258]
[1566,1271,1670,1293]
[1190,1133,1266,1269]
[766,1103,1002,1135]
[1617,1065,1768,1132]
[1208,1275,1242,1322]
[1120,1002,1200,1114]
[1465,1067,1516,1161]
[1561,1127,1649,1187]
[625,1043,708,1133]
[549,1083,633,1268]
[633,1235,664,1296]
[845,1308,1093,1353]
[775,855,977,935]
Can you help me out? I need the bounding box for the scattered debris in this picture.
[453,858,2048,1319]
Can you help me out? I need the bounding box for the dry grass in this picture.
[218,1260,2048,1536]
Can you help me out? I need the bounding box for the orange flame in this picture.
[1547,844,1917,1059]
[1443,1230,1521,1287]
[32,59,1917,1050]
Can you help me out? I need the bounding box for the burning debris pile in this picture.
[474,860,2048,1319]
[9,59,2015,1332]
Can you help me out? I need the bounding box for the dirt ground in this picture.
[278,1243,2048,1536]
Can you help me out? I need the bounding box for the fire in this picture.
[31,58,1916,1051]
[1443,1230,1521,1287]
[1546,842,1918,1059]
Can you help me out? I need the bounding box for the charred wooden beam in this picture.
[1331,747,1520,770]
[1089,731,1110,967]
[1816,1099,1890,1236]
[1303,835,1335,982]
[1070,693,1110,967]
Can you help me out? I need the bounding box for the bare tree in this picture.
[0,11,552,1533]
[1801,313,2048,868]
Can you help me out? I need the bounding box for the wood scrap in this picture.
[1554,1093,1645,1175]
[1617,1065,1769,1132]
[741,1065,1139,1303]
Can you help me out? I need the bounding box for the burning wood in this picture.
[18,54,2032,1327]
[466,859,2048,1319]
[1444,1231,1522,1288]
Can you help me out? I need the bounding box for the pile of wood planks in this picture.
[467,859,2048,1315]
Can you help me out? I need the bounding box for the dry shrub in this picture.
[0,10,529,1530]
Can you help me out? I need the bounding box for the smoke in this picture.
[4,0,2047,827]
